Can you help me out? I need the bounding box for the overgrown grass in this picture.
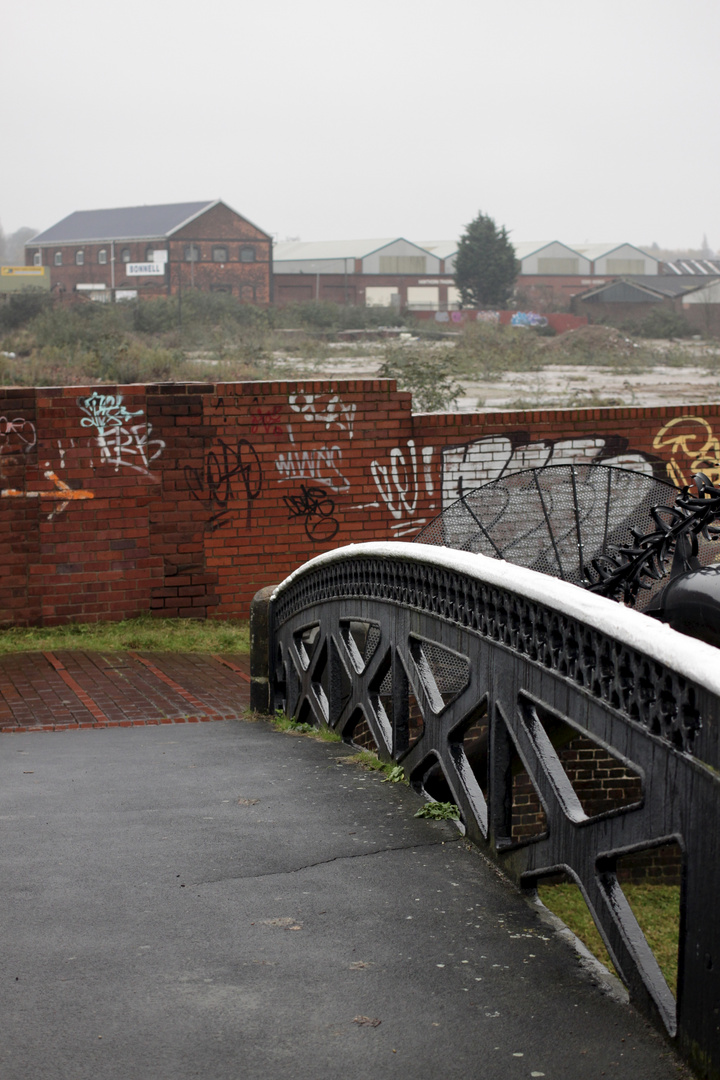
[538,881,680,995]
[269,708,342,742]
[0,615,249,655]
[0,294,408,388]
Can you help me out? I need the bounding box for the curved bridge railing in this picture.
[253,541,720,1076]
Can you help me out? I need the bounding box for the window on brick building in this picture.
[54,251,63,266]
[212,246,228,263]
[145,247,154,262]
[239,246,256,263]
[33,252,41,266]
[184,244,200,262]
[121,248,131,262]
[75,250,85,266]
[98,249,108,265]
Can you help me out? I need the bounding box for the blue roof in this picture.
[29,201,218,244]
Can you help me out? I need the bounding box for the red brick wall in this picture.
[2,380,718,626]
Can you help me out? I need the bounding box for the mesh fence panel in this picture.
[414,464,718,611]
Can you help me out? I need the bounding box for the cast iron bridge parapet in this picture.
[260,541,720,1076]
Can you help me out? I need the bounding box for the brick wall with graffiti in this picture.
[2,379,719,625]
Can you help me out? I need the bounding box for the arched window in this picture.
[75,250,85,266]
[212,245,228,263]
[145,246,154,262]
[98,249,108,265]
[121,248,131,263]
[239,246,256,263]
[54,251,63,266]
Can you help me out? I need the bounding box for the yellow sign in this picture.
[1,266,45,276]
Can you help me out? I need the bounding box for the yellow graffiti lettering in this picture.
[653,415,720,487]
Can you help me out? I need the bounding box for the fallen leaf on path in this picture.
[260,917,302,930]
[238,798,259,805]
[349,961,372,970]
[353,1016,381,1027]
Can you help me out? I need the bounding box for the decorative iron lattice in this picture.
[273,554,705,752]
[267,543,720,1069]
[414,465,720,611]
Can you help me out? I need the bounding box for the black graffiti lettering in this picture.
[184,438,263,531]
[283,484,339,542]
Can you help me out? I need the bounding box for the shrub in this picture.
[0,291,53,331]
[627,308,692,339]
[378,345,463,412]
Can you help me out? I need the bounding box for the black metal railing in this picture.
[255,541,720,1078]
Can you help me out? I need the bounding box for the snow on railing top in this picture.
[271,541,720,698]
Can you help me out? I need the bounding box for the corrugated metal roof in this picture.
[662,259,720,276]
[576,275,713,301]
[273,239,404,261]
[570,242,656,262]
[414,240,458,258]
[28,201,218,244]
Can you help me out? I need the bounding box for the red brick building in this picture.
[25,200,272,303]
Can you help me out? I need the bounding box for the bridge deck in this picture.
[0,654,689,1080]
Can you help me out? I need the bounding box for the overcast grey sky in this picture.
[4,0,719,250]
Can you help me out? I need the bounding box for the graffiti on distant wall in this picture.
[185,438,263,532]
[653,415,720,487]
[442,434,657,506]
[283,485,339,541]
[0,416,37,455]
[76,392,165,478]
[510,312,548,328]
[358,439,436,538]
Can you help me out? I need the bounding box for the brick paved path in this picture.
[0,651,251,732]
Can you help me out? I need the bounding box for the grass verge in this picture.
[0,615,250,655]
[538,881,680,995]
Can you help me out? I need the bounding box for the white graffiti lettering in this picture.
[288,393,356,440]
[362,440,436,537]
[0,416,37,454]
[442,435,653,507]
[77,391,165,476]
[275,444,350,493]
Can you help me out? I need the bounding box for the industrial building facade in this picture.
[25,201,272,304]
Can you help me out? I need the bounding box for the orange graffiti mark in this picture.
[1,470,95,520]
[653,415,720,487]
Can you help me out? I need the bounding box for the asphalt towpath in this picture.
[0,653,689,1080]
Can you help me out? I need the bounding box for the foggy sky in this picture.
[4,0,719,250]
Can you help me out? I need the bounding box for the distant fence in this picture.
[255,542,720,1077]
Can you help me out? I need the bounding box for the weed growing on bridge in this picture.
[414,801,460,821]
[269,708,342,742]
[0,616,250,655]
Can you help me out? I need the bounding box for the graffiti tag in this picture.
[1,468,94,521]
[0,416,37,455]
[653,415,720,487]
[77,392,165,477]
[283,485,339,542]
[288,393,356,440]
[275,444,350,493]
[250,397,283,435]
[184,438,263,532]
[360,439,436,538]
[441,434,656,507]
